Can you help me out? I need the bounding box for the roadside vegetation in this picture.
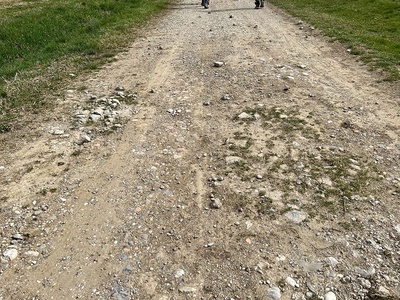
[0,0,169,132]
[269,0,400,80]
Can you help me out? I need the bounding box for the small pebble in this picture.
[286,276,298,287]
[174,269,185,278]
[24,251,40,257]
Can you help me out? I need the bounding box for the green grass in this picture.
[0,0,169,131]
[268,0,400,80]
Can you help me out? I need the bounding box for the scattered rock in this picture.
[394,224,400,235]
[51,127,65,135]
[279,114,288,119]
[111,282,130,299]
[92,108,104,116]
[174,269,185,278]
[326,257,339,267]
[291,292,306,300]
[178,286,197,293]
[89,114,102,122]
[24,251,40,257]
[284,210,308,224]
[221,93,231,100]
[73,89,134,131]
[210,198,222,209]
[3,249,18,261]
[76,134,91,145]
[355,266,375,278]
[377,286,391,297]
[12,233,23,240]
[123,265,133,274]
[267,287,281,299]
[245,220,253,229]
[286,276,298,287]
[225,156,243,164]
[298,260,323,272]
[305,292,314,298]
[238,112,253,119]
[167,108,182,116]
[324,291,336,300]
[359,278,372,289]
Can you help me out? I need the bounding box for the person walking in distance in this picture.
[255,0,264,9]
[201,0,209,9]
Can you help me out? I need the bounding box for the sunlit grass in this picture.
[0,0,169,131]
[269,0,400,80]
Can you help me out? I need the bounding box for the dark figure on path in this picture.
[201,0,209,9]
[255,0,264,9]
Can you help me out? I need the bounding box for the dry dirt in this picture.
[1,0,400,299]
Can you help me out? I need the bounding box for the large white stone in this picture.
[324,291,337,300]
[286,276,298,287]
[285,210,308,224]
[3,249,18,261]
[174,269,185,278]
[267,287,281,299]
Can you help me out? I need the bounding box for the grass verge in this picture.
[268,0,400,81]
[0,0,169,132]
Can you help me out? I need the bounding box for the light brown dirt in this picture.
[1,0,399,299]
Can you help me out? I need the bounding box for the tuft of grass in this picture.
[255,197,274,217]
[0,0,169,131]
[234,106,319,140]
[0,124,12,133]
[121,93,139,105]
[268,0,400,80]
[71,149,82,157]
[213,186,253,212]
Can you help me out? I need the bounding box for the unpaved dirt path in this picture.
[1,0,399,299]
